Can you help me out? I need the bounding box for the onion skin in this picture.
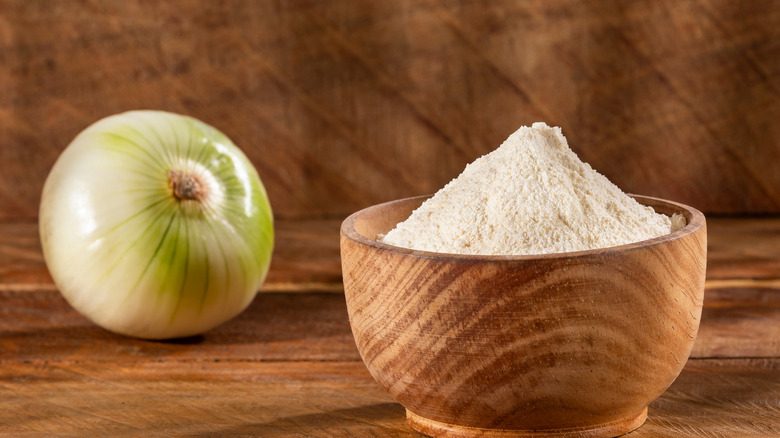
[39,110,274,339]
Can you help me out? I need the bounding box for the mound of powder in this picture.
[379,122,684,255]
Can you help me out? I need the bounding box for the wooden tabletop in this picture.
[1,217,779,437]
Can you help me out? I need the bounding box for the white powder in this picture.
[380,122,684,256]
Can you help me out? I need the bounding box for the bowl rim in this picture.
[341,194,706,261]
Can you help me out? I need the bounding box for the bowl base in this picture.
[406,407,647,438]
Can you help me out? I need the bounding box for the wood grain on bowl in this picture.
[341,195,707,437]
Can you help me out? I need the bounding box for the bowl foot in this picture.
[406,407,647,438]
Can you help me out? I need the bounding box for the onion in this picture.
[39,110,274,339]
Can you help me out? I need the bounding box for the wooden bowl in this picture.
[340,195,706,438]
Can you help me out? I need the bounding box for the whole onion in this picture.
[39,110,274,339]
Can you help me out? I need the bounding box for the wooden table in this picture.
[1,217,779,437]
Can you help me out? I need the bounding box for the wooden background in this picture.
[0,0,778,221]
[1,2,780,436]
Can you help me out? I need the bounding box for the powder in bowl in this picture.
[380,122,684,256]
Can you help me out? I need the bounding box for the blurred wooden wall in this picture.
[1,0,778,220]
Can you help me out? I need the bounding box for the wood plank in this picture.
[1,285,777,367]
[638,358,780,437]
[0,358,777,436]
[0,221,50,287]
[0,219,343,292]
[0,361,414,437]
[0,1,778,220]
[0,291,359,364]
[0,217,777,291]
[706,217,780,281]
[268,218,343,289]
[693,288,780,358]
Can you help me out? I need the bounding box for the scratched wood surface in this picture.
[1,217,779,436]
[0,359,777,437]
[0,217,778,291]
[0,0,778,221]
[0,285,778,367]
[0,289,779,436]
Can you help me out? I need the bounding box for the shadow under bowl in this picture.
[340,195,707,438]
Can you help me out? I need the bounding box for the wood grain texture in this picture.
[693,287,780,359]
[0,221,50,287]
[0,361,413,437]
[341,195,707,436]
[0,0,778,220]
[0,333,777,436]
[0,216,776,292]
[638,358,780,437]
[0,284,777,368]
[0,290,359,364]
[269,218,343,290]
[706,217,780,281]
[10,358,780,438]
[0,219,342,292]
